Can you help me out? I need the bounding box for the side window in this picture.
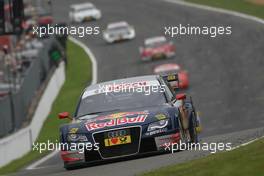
[164,83,174,101]
[159,77,174,101]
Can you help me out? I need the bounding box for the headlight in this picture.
[103,33,110,40]
[97,11,102,17]
[147,119,169,132]
[67,134,88,142]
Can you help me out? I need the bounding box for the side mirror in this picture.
[176,93,186,100]
[58,112,70,119]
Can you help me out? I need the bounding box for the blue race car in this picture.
[58,74,201,170]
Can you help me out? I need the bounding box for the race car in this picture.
[154,63,189,89]
[69,3,102,23]
[139,36,175,61]
[103,21,135,43]
[58,75,201,170]
[38,16,53,26]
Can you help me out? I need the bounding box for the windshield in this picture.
[71,7,94,13]
[145,41,167,48]
[158,70,179,75]
[76,87,166,118]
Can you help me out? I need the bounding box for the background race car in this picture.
[69,3,102,23]
[154,63,189,89]
[139,36,175,61]
[103,21,136,43]
[58,75,201,170]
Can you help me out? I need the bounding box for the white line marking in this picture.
[165,0,264,25]
[26,150,59,170]
[230,136,264,151]
[26,36,98,170]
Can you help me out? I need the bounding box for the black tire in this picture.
[64,162,80,170]
[189,111,198,143]
[178,115,189,144]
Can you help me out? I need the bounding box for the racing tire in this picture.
[64,162,80,170]
[178,115,189,144]
[188,111,198,143]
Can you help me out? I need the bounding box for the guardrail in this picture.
[0,37,64,137]
[0,61,65,167]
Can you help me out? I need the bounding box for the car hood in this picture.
[74,9,99,16]
[65,105,175,133]
[106,29,131,36]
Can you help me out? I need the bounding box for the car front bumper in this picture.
[61,130,181,167]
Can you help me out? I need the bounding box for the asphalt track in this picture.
[14,0,264,175]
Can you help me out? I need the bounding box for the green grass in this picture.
[140,138,264,176]
[186,0,264,19]
[0,40,92,175]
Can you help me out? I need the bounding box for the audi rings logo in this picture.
[107,130,127,138]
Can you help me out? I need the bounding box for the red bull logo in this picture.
[85,111,148,131]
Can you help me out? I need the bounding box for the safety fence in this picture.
[0,37,65,137]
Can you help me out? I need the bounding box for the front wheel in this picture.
[189,111,198,143]
[178,116,190,144]
[64,162,82,170]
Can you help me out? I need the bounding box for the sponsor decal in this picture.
[107,129,128,138]
[104,81,147,91]
[155,133,180,150]
[155,113,167,120]
[104,129,132,146]
[69,128,78,133]
[82,81,161,99]
[104,135,131,147]
[86,111,148,122]
[103,112,131,120]
[167,74,177,81]
[145,128,168,136]
[85,111,148,131]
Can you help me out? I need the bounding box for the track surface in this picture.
[14,0,264,175]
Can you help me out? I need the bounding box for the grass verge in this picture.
[0,39,92,175]
[140,138,264,176]
[186,0,264,19]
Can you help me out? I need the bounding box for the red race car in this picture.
[139,36,175,61]
[38,16,53,26]
[154,63,189,89]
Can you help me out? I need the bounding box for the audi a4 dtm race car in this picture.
[154,63,189,89]
[139,36,175,61]
[103,21,136,43]
[69,3,102,23]
[58,74,201,170]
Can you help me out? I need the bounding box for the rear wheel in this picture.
[64,162,81,170]
[64,163,74,170]
[189,111,198,143]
